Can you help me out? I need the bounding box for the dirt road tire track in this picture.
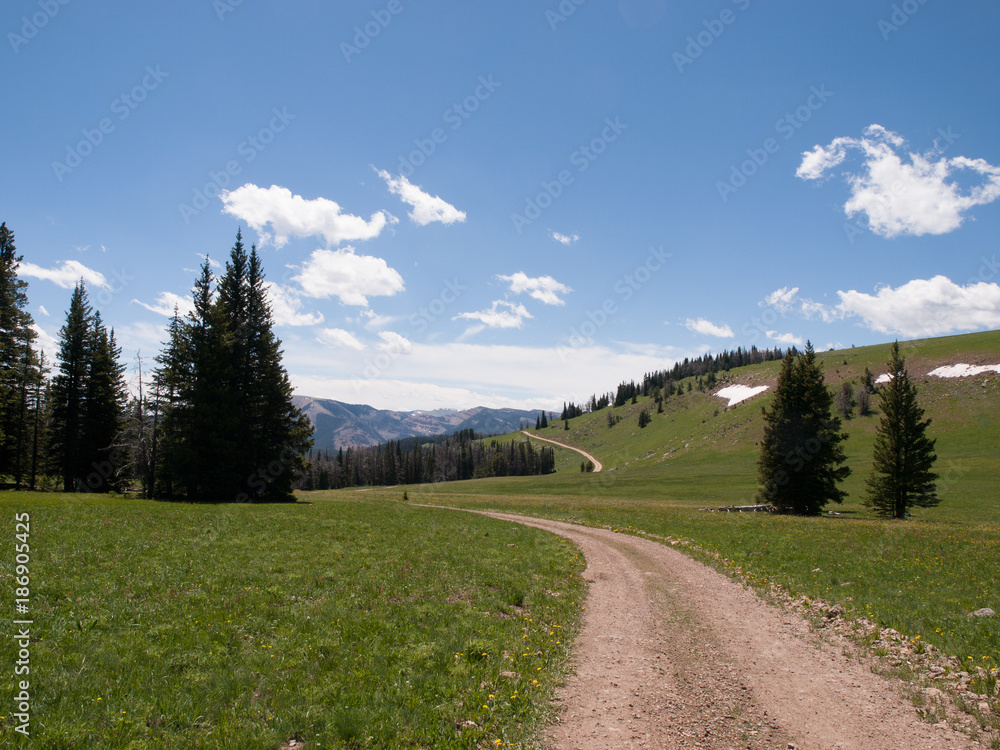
[482,512,985,750]
[521,431,603,472]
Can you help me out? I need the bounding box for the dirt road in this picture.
[521,431,604,472]
[485,513,985,750]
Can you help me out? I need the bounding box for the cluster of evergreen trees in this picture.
[154,233,312,502]
[0,224,312,501]
[46,285,127,492]
[543,347,792,424]
[560,402,585,420]
[0,223,46,489]
[298,430,554,490]
[757,342,938,518]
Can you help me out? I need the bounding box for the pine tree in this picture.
[153,309,191,499]
[0,222,38,480]
[237,245,312,501]
[757,343,850,514]
[47,283,93,491]
[865,342,938,519]
[78,318,127,491]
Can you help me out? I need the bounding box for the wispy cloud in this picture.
[762,286,839,323]
[19,259,110,290]
[220,184,393,247]
[766,330,804,347]
[551,231,580,245]
[317,328,365,351]
[376,331,412,355]
[31,323,59,354]
[454,300,532,330]
[798,124,1000,238]
[131,291,195,318]
[685,317,734,338]
[196,253,223,269]
[375,169,466,226]
[498,272,572,306]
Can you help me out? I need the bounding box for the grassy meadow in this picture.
[0,494,584,748]
[381,332,1000,675]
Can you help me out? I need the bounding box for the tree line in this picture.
[538,346,793,423]
[0,225,312,502]
[298,429,555,490]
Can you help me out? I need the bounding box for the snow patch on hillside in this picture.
[927,363,1000,378]
[715,385,768,406]
[875,362,1000,384]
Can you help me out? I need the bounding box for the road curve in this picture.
[521,431,603,472]
[481,512,984,750]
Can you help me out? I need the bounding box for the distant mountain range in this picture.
[292,396,541,452]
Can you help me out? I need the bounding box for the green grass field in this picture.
[0,495,584,748]
[383,332,1000,678]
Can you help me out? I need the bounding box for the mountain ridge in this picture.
[292,395,540,452]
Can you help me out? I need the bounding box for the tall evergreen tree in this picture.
[47,283,93,491]
[0,222,38,480]
[79,317,128,491]
[153,309,192,499]
[757,343,850,514]
[865,342,938,519]
[237,245,312,501]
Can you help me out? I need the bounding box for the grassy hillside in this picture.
[476,329,1000,522]
[340,330,1000,691]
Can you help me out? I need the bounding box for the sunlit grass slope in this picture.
[351,330,999,673]
[0,495,584,749]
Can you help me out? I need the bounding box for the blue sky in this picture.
[4,1,999,411]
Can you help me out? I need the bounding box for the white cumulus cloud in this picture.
[797,124,1000,238]
[498,272,572,306]
[763,286,800,313]
[317,328,365,351]
[836,276,1000,337]
[293,247,405,307]
[220,184,393,248]
[685,317,734,338]
[762,276,1000,338]
[454,300,532,330]
[18,259,110,290]
[375,170,466,226]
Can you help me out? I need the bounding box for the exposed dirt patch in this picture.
[483,513,989,750]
